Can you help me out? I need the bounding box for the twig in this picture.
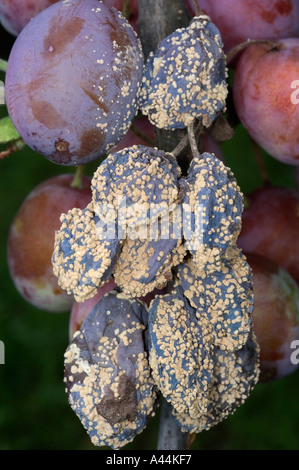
[138,0,192,449]
[170,131,189,159]
[121,0,131,19]
[171,120,203,159]
[157,399,188,450]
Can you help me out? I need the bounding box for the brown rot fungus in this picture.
[53,148,260,448]
[91,145,181,226]
[179,152,244,268]
[52,203,121,302]
[172,330,260,433]
[113,227,186,297]
[148,285,213,418]
[138,15,228,130]
[148,284,259,434]
[177,248,254,352]
[90,145,187,297]
[64,290,158,449]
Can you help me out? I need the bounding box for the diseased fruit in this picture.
[138,15,228,130]
[64,290,158,449]
[69,278,117,339]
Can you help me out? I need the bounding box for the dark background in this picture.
[0,18,298,451]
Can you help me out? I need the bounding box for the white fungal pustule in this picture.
[148,283,259,434]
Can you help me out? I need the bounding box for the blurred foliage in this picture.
[0,19,298,451]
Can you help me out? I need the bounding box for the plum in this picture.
[7,173,92,312]
[233,39,299,165]
[5,0,144,165]
[0,0,59,36]
[246,253,299,382]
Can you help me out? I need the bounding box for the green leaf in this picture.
[0,116,20,144]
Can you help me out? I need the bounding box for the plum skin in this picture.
[233,38,299,165]
[7,174,92,313]
[238,186,299,285]
[5,0,144,166]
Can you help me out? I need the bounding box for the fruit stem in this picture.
[187,120,200,158]
[0,58,8,73]
[170,131,189,158]
[71,165,85,189]
[226,40,280,65]
[191,0,203,16]
[171,120,203,159]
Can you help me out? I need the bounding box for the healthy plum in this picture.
[233,39,299,165]
[0,0,59,36]
[7,174,92,312]
[238,185,299,284]
[5,0,144,166]
[246,252,299,382]
[185,0,299,54]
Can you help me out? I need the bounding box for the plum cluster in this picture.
[5,0,299,452]
[53,145,260,448]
